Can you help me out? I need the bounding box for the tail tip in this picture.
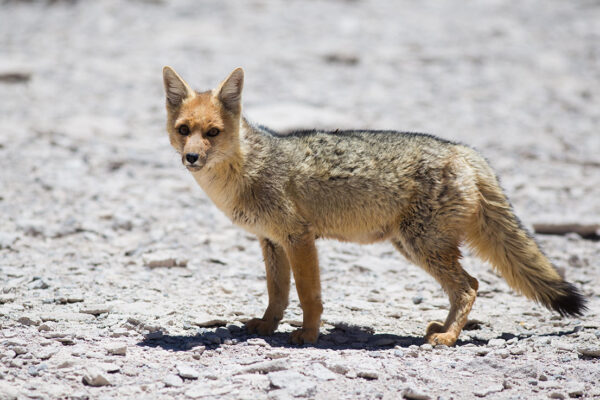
[551,282,587,317]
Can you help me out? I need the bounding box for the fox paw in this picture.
[245,318,278,336]
[425,321,445,336]
[289,328,319,345]
[426,332,458,347]
[425,321,457,346]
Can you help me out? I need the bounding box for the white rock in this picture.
[309,363,337,381]
[0,381,20,400]
[473,384,503,397]
[79,304,112,315]
[236,359,287,375]
[82,366,111,386]
[488,339,506,348]
[143,252,188,268]
[163,374,183,387]
[106,344,127,356]
[402,387,431,400]
[185,385,212,399]
[268,370,317,397]
[176,363,199,379]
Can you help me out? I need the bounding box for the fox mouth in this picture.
[185,164,203,172]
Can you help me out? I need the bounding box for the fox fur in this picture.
[162,66,586,346]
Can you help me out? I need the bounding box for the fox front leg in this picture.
[246,238,291,336]
[283,233,323,344]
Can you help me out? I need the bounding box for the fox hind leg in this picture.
[246,238,291,336]
[393,237,478,346]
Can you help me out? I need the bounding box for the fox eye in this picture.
[178,125,190,136]
[207,127,220,137]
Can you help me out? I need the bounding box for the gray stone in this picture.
[79,304,112,316]
[144,330,164,340]
[357,369,379,379]
[473,384,503,397]
[176,363,199,379]
[236,359,287,375]
[402,387,431,400]
[17,315,40,326]
[577,346,600,357]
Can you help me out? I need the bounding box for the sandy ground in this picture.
[1,0,599,399]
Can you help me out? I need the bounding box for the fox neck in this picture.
[189,117,251,214]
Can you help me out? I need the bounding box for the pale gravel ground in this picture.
[1,0,599,399]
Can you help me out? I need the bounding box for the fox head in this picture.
[162,67,244,171]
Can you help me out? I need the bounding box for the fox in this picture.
[161,66,586,346]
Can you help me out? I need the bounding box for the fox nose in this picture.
[185,153,199,164]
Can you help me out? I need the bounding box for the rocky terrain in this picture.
[1,0,599,399]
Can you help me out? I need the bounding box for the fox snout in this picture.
[182,151,207,170]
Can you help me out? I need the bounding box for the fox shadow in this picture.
[137,323,491,352]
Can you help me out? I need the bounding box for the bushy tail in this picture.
[465,159,587,317]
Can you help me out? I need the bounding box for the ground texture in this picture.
[1,0,599,399]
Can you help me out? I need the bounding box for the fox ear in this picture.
[217,68,244,112]
[163,66,193,107]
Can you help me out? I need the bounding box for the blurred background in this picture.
[1,0,599,232]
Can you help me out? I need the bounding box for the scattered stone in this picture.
[106,344,127,356]
[176,363,199,379]
[0,381,19,400]
[110,327,130,337]
[411,295,424,305]
[0,294,16,304]
[327,363,349,375]
[143,252,188,268]
[31,279,50,289]
[566,382,585,398]
[37,322,55,332]
[79,304,112,316]
[82,366,111,386]
[17,315,41,326]
[0,232,18,249]
[193,315,228,328]
[185,385,212,399]
[55,293,84,304]
[549,392,565,399]
[488,339,506,348]
[473,384,503,397]
[310,363,337,381]
[577,346,600,358]
[268,370,317,397]
[144,330,163,340]
[402,387,431,400]
[247,338,269,347]
[473,347,491,356]
[163,374,184,387]
[236,359,287,375]
[28,363,48,376]
[357,369,379,380]
[36,349,57,360]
